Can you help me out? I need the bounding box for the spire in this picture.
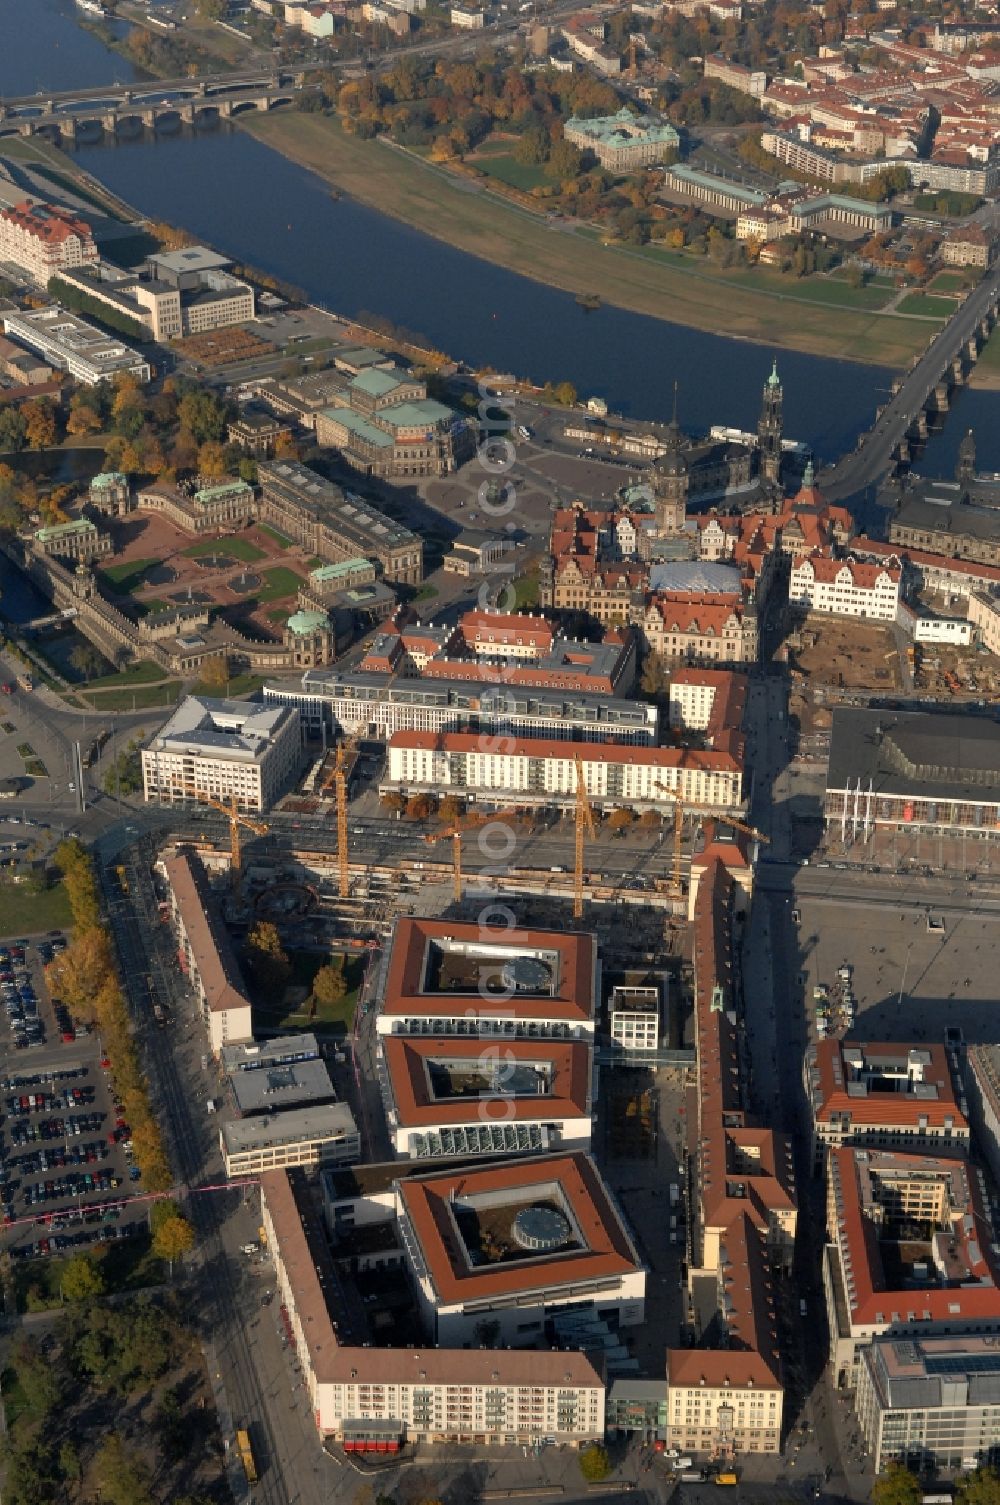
[767,358,780,389]
[671,380,679,425]
[802,460,814,488]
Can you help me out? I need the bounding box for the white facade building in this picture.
[221,1104,360,1177]
[609,984,662,1055]
[142,696,302,813]
[2,307,151,385]
[386,731,744,813]
[913,615,973,645]
[788,552,901,620]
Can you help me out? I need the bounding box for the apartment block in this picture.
[160,847,253,1054]
[0,200,97,286]
[387,728,745,813]
[260,1166,607,1447]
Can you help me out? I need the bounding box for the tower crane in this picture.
[198,794,269,890]
[425,808,521,905]
[424,823,464,905]
[573,755,595,922]
[323,737,358,901]
[649,780,687,897]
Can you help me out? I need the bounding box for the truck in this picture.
[715,1474,739,1486]
[236,1428,258,1487]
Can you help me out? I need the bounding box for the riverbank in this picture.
[239,111,936,368]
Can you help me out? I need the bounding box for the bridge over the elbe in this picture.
[0,71,312,138]
[819,264,1000,504]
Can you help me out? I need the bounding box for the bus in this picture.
[236,1428,258,1487]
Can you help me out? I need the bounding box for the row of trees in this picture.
[874,1465,1000,1505]
[47,839,173,1192]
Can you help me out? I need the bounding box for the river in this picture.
[3,1,998,476]
[0,0,140,95]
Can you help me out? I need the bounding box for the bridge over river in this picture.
[0,70,309,136]
[820,263,1000,503]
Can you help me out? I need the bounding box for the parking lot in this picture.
[0,935,146,1259]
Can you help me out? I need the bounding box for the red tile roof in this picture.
[810,1040,967,1131]
[0,200,94,246]
[389,728,742,774]
[383,1036,592,1126]
[396,1151,642,1304]
[379,916,597,1024]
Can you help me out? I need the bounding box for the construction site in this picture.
[785,617,902,693]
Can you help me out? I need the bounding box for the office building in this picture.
[160,847,253,1054]
[265,669,658,745]
[395,1152,645,1347]
[385,728,746,814]
[260,1167,607,1447]
[2,307,151,386]
[857,1334,1000,1473]
[222,1033,336,1117]
[375,917,598,1041]
[663,841,793,1460]
[141,696,302,813]
[378,1036,593,1158]
[823,1146,1000,1386]
[805,1040,970,1172]
[563,109,679,170]
[0,200,97,286]
[965,1045,1000,1185]
[222,1104,360,1177]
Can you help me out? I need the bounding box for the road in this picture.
[821,261,1000,503]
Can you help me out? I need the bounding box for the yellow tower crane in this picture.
[322,737,358,901]
[199,794,269,890]
[649,780,687,897]
[573,755,596,922]
[719,814,771,847]
[425,824,464,905]
[425,808,521,905]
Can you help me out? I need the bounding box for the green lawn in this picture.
[82,682,183,712]
[928,272,966,294]
[83,659,167,690]
[0,881,73,938]
[100,558,159,593]
[473,151,548,192]
[254,952,364,1036]
[256,566,305,602]
[267,608,291,625]
[183,537,266,563]
[514,567,540,608]
[225,673,267,698]
[136,598,171,616]
[895,294,954,319]
[258,523,294,549]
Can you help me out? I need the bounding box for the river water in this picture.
[3,1,999,476]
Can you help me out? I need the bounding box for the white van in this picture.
[672,1457,694,1471]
